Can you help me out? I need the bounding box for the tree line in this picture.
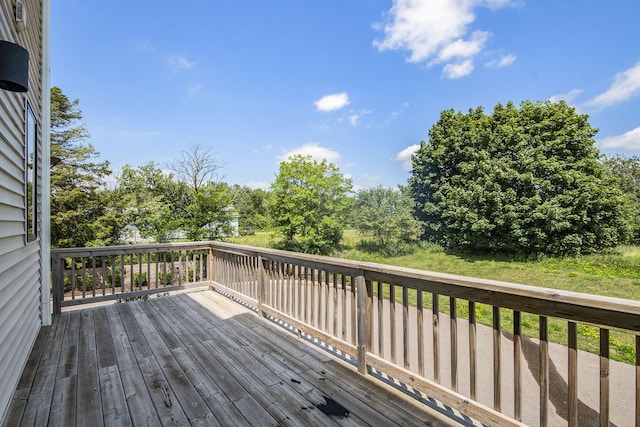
[52,88,639,257]
[51,87,271,248]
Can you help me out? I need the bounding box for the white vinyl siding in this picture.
[0,0,46,422]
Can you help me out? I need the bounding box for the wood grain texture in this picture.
[3,289,453,427]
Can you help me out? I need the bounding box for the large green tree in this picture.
[228,184,273,233]
[50,87,120,247]
[603,155,640,244]
[353,186,421,246]
[409,100,628,256]
[169,144,232,240]
[117,162,182,242]
[271,155,352,255]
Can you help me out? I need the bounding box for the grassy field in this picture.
[230,230,640,300]
[228,230,640,362]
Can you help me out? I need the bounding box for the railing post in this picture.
[51,252,64,315]
[356,272,370,375]
[257,255,266,317]
[207,246,215,289]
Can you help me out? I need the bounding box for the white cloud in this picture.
[168,54,196,72]
[134,40,156,52]
[443,59,474,79]
[396,144,420,170]
[480,0,514,8]
[187,84,205,98]
[437,31,489,63]
[373,0,514,78]
[598,127,640,151]
[584,61,640,109]
[485,53,516,68]
[245,180,270,190]
[278,142,341,162]
[347,109,372,126]
[548,88,583,104]
[392,101,410,117]
[315,92,350,112]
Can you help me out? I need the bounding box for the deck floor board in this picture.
[4,289,459,426]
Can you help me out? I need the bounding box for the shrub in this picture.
[133,272,148,287]
[158,270,173,285]
[63,275,93,292]
[184,268,200,282]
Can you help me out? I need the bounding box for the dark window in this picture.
[26,102,37,241]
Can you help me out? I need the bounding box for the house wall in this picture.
[0,0,49,422]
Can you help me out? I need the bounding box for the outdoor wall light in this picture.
[0,40,29,92]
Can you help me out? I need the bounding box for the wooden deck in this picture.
[3,289,461,426]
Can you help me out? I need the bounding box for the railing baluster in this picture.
[342,274,347,342]
[92,257,97,297]
[356,274,368,374]
[279,261,284,311]
[390,283,396,364]
[130,252,135,291]
[513,310,521,421]
[313,268,319,327]
[101,256,106,296]
[433,293,440,384]
[600,328,609,427]
[324,271,330,332]
[350,275,356,346]
[493,306,501,411]
[298,266,303,321]
[540,315,549,427]
[451,297,457,391]
[366,279,373,356]
[636,335,640,427]
[331,274,340,337]
[147,251,151,289]
[257,256,265,317]
[286,263,291,316]
[403,285,409,370]
[378,281,384,358]
[274,261,280,311]
[82,257,87,298]
[568,321,578,427]
[469,301,477,400]
[71,258,75,300]
[154,252,159,288]
[138,252,143,289]
[161,252,166,287]
[111,255,116,294]
[171,251,176,286]
[417,290,424,377]
[312,268,318,328]
[306,267,312,325]
[282,262,287,315]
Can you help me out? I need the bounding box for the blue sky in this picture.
[51,1,640,190]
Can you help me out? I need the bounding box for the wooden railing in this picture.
[51,242,212,313]
[52,242,640,426]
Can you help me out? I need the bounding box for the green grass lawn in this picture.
[232,230,640,301]
[228,229,640,362]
